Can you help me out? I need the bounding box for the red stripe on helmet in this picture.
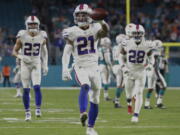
[79,4,84,10]
[31,16,35,21]
[136,24,139,30]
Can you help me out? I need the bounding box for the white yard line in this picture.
[0,125,179,129]
[0,87,180,90]
[0,108,75,112]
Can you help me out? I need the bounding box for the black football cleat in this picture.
[114,103,122,108]
[144,106,153,109]
[80,113,88,127]
[157,104,166,109]
[105,97,112,101]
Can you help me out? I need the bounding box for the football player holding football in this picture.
[62,4,109,135]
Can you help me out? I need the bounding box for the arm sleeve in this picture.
[62,44,73,71]
[41,44,48,67]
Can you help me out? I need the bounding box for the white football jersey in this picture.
[17,30,47,64]
[63,23,102,67]
[122,38,153,71]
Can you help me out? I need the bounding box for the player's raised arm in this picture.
[90,8,109,38]
[97,20,109,38]
[12,38,22,58]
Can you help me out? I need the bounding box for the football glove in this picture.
[17,55,32,64]
[42,66,48,76]
[62,69,72,81]
[122,65,129,76]
[146,64,153,71]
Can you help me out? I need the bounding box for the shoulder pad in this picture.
[40,30,48,39]
[16,30,26,38]
[62,27,75,41]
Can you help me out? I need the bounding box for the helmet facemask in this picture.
[132,31,144,44]
[27,23,39,34]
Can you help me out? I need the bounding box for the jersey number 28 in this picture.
[129,50,145,63]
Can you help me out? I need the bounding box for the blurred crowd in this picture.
[0,0,179,65]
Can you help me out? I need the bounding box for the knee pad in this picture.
[89,89,100,104]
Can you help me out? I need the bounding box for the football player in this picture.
[62,4,109,135]
[13,55,22,98]
[98,37,112,101]
[156,44,168,108]
[119,24,154,123]
[112,34,128,108]
[144,40,167,109]
[12,16,48,121]
[121,23,136,114]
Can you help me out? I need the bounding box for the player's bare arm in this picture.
[12,38,22,58]
[97,21,109,38]
[41,39,49,76]
[42,39,48,64]
[119,47,127,69]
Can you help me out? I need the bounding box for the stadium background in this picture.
[0,0,179,87]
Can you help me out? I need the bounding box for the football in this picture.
[90,8,109,20]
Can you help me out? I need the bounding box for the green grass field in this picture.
[0,88,180,135]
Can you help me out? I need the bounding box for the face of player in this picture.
[76,12,89,23]
[27,23,39,36]
[132,31,144,44]
[75,12,90,29]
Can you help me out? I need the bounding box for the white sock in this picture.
[16,88,21,95]
[104,91,108,98]
[115,98,119,104]
[127,101,132,106]
[157,97,163,104]
[134,94,143,114]
[145,98,150,106]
